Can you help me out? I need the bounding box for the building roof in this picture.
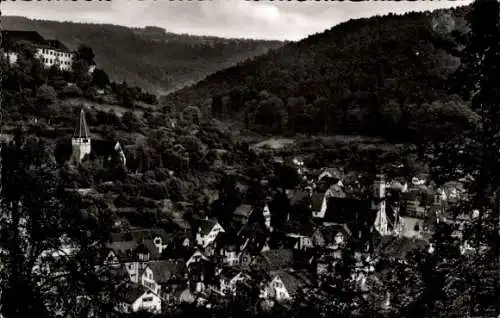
[147,260,186,284]
[45,39,70,52]
[272,270,309,296]
[323,197,374,226]
[261,249,295,271]
[73,108,90,139]
[129,228,171,243]
[117,283,147,304]
[179,289,196,303]
[233,204,254,218]
[318,167,342,181]
[198,219,219,236]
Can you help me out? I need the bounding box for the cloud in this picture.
[3,0,473,41]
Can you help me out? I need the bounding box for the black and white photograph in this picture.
[0,0,499,317]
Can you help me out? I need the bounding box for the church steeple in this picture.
[74,108,90,140]
[71,108,91,164]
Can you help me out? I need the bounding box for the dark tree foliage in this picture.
[164,8,472,140]
[0,135,121,317]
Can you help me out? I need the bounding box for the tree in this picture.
[0,135,121,317]
[424,0,500,316]
[91,69,110,89]
[75,44,96,66]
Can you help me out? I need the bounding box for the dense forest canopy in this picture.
[163,7,475,143]
[2,15,284,94]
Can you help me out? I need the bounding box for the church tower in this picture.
[71,108,91,164]
[372,174,390,236]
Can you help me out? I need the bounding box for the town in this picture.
[0,2,499,318]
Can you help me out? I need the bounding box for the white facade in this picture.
[35,47,74,71]
[141,266,160,294]
[129,290,162,314]
[3,52,18,65]
[196,222,225,247]
[312,194,328,218]
[269,276,291,302]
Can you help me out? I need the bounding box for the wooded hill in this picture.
[2,16,284,94]
[163,7,476,144]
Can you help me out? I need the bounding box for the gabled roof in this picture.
[146,260,186,284]
[73,108,90,139]
[198,219,220,236]
[117,283,148,304]
[318,167,342,181]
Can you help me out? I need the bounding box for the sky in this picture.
[3,0,473,41]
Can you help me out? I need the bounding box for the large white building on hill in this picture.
[1,30,75,71]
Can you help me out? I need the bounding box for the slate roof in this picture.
[117,283,147,304]
[105,241,137,262]
[323,197,374,226]
[129,228,171,243]
[272,270,309,297]
[233,204,254,218]
[318,167,343,181]
[198,219,219,236]
[261,249,295,271]
[147,260,186,284]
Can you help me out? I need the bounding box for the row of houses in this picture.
[101,165,470,314]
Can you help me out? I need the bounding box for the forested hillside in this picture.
[2,16,283,94]
[164,7,475,143]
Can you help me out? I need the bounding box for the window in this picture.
[142,297,153,302]
[414,224,420,232]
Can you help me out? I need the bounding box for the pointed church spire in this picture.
[74,108,90,139]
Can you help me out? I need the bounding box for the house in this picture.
[232,204,254,226]
[264,270,310,302]
[140,260,187,296]
[185,249,210,269]
[313,224,351,251]
[115,283,162,314]
[1,30,75,71]
[219,268,251,296]
[195,218,225,247]
[213,232,243,266]
[283,232,314,250]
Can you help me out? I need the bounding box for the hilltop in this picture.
[2,16,284,94]
[163,7,476,144]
